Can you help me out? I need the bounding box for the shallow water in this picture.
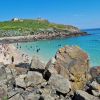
[14,29,100,67]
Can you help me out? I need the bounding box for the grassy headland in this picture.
[0,18,80,36]
[0,18,87,43]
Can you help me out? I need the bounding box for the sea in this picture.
[14,29,100,67]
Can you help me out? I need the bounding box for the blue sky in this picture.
[0,0,100,29]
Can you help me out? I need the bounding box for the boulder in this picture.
[90,66,100,84]
[45,57,58,74]
[30,56,45,70]
[5,65,18,80]
[74,90,99,100]
[86,81,100,97]
[48,74,71,94]
[26,71,45,87]
[9,93,24,100]
[15,74,27,88]
[0,63,6,80]
[40,95,54,100]
[92,90,100,97]
[15,71,45,88]
[37,85,60,99]
[4,64,32,91]
[0,86,7,100]
[8,88,24,99]
[27,93,40,100]
[45,46,90,90]
[90,81,100,90]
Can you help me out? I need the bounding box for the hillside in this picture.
[0,18,80,37]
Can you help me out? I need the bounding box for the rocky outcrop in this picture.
[0,31,87,43]
[0,46,100,100]
[0,18,88,43]
[45,46,90,90]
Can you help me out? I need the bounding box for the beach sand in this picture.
[0,44,31,64]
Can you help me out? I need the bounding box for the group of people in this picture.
[22,53,29,63]
[0,43,30,64]
[16,43,41,53]
[0,42,62,64]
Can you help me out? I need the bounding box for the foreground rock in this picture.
[0,46,99,100]
[45,46,90,90]
[9,93,24,100]
[74,90,99,100]
[0,86,7,100]
[84,80,100,97]
[0,63,6,80]
[15,71,45,88]
[90,66,100,84]
[30,56,45,70]
[48,74,71,94]
[26,71,45,87]
[15,74,27,88]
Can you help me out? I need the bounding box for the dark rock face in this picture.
[45,46,90,90]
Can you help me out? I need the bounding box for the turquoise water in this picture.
[14,29,100,67]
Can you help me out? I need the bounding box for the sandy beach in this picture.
[0,44,31,64]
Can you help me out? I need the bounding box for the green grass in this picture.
[0,19,79,36]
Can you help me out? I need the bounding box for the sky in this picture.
[0,0,100,29]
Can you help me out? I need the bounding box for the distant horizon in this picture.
[0,0,100,29]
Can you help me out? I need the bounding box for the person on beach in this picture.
[17,43,18,46]
[16,43,19,49]
[11,56,14,64]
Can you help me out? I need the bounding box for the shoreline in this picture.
[0,31,88,64]
[0,44,31,64]
[0,31,88,43]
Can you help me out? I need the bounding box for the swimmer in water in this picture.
[58,44,61,47]
[36,48,40,53]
